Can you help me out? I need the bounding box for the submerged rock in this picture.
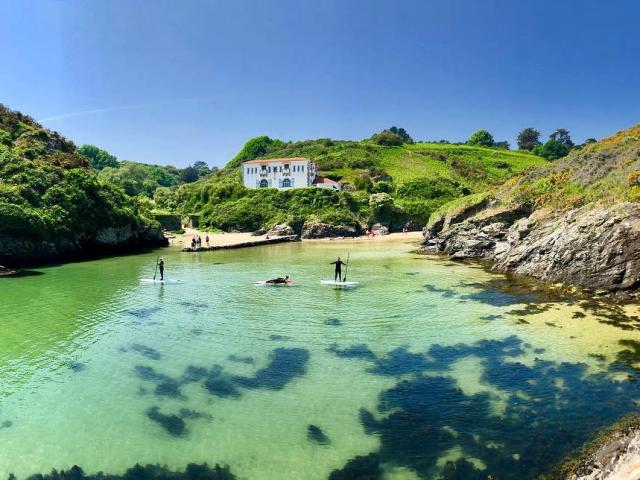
[146,406,186,437]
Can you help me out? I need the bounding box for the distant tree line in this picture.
[78,144,216,197]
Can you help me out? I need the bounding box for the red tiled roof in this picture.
[243,157,310,164]
[312,176,339,185]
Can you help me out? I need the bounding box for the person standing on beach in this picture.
[330,257,347,282]
[205,235,209,246]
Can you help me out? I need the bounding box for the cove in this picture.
[1,238,640,480]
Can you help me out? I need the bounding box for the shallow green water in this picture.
[1,239,640,479]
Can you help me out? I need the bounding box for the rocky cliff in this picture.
[419,125,640,295]
[0,103,168,267]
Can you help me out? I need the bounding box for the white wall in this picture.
[242,160,315,189]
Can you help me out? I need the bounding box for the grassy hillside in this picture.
[171,136,544,232]
[0,104,163,263]
[429,124,640,227]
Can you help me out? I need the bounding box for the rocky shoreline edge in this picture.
[0,224,168,273]
[541,415,640,480]
[417,199,640,301]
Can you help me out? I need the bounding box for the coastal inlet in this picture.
[1,238,640,480]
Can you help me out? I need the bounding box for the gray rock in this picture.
[266,224,295,237]
[301,221,359,239]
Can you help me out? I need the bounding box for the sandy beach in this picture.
[170,228,423,249]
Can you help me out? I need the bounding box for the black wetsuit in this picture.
[267,277,287,284]
[330,260,346,281]
[158,261,164,280]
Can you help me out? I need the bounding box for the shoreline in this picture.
[171,228,423,249]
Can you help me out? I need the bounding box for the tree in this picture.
[549,128,574,149]
[533,140,570,161]
[388,126,413,144]
[180,165,200,183]
[493,141,510,150]
[584,138,597,145]
[372,130,404,146]
[466,130,494,147]
[78,144,118,170]
[192,160,210,177]
[516,128,541,151]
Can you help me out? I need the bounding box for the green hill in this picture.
[170,136,544,233]
[0,104,166,265]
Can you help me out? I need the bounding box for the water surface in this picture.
[1,239,640,479]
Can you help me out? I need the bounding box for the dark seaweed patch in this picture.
[228,355,255,365]
[179,408,212,421]
[327,344,376,361]
[191,328,204,336]
[325,318,342,326]
[125,307,161,319]
[67,361,86,372]
[268,334,290,341]
[0,420,12,429]
[339,335,640,479]
[146,406,186,437]
[131,344,162,360]
[178,301,209,314]
[183,365,209,383]
[135,366,183,399]
[328,453,382,480]
[404,272,419,276]
[231,348,309,390]
[204,365,241,398]
[579,301,640,330]
[480,314,502,321]
[572,311,587,319]
[307,424,330,445]
[12,463,236,480]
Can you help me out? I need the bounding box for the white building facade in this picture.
[243,157,322,190]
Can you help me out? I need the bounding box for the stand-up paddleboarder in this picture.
[330,257,347,282]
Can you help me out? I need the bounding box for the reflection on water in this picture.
[1,239,640,479]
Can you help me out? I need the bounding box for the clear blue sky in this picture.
[1,0,639,167]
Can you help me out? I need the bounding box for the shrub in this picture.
[466,130,494,147]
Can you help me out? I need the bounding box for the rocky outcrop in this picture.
[300,221,360,239]
[419,203,640,293]
[370,223,389,236]
[0,224,168,267]
[266,224,295,237]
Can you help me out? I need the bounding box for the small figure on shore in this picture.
[191,237,196,248]
[205,235,210,246]
[266,276,290,285]
[330,257,347,282]
[364,228,370,237]
[158,257,165,281]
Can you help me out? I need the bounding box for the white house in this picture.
[242,157,340,191]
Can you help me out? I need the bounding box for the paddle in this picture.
[152,256,160,280]
[343,253,350,282]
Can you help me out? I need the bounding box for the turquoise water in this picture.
[1,238,640,479]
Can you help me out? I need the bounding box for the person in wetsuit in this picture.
[158,257,165,281]
[330,257,347,282]
[266,276,289,284]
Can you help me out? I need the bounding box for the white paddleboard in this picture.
[140,278,181,284]
[255,280,295,287]
[320,280,359,287]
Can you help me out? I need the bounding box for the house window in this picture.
[261,165,266,171]
[259,179,268,188]
[301,165,304,172]
[284,164,289,170]
[282,178,291,188]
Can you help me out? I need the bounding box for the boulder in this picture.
[371,223,389,236]
[301,221,359,239]
[266,224,295,237]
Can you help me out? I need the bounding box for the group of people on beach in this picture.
[190,235,210,249]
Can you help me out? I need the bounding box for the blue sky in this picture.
[1,0,639,167]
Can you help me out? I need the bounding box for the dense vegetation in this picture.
[167,129,544,232]
[0,104,163,263]
[77,144,214,198]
